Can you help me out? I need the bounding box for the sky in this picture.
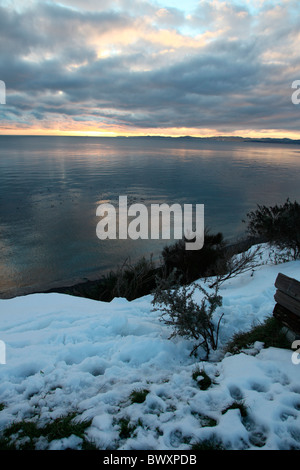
[0,0,300,138]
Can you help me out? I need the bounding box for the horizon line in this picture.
[0,134,300,142]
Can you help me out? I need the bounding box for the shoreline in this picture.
[0,269,112,301]
[0,235,260,302]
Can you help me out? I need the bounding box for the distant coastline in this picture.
[1,135,300,145]
[115,135,300,145]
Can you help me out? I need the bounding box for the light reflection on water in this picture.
[0,136,299,298]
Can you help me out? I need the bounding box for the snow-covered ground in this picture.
[0,244,300,450]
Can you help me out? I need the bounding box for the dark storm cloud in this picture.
[0,0,300,134]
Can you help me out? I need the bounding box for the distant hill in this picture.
[168,136,300,144]
[117,135,300,145]
[2,135,300,144]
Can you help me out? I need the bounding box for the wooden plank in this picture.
[273,303,300,335]
[273,274,300,335]
[274,290,300,317]
[275,273,300,302]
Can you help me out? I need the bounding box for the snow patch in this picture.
[0,245,300,450]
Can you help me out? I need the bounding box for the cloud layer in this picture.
[0,0,300,137]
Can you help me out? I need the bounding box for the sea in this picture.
[0,135,299,298]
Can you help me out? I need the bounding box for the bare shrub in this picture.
[208,245,262,289]
[102,256,157,301]
[152,271,224,358]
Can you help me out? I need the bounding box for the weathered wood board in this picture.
[273,273,300,336]
[275,273,300,302]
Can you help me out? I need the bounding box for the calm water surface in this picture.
[0,136,300,298]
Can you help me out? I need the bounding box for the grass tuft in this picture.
[192,367,212,390]
[222,401,248,418]
[130,388,149,404]
[224,316,290,355]
[191,435,225,450]
[0,412,94,450]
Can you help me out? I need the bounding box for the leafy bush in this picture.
[152,272,224,358]
[245,199,300,259]
[161,229,227,284]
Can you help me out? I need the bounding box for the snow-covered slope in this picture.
[0,245,299,450]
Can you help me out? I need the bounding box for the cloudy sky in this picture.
[0,0,299,137]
